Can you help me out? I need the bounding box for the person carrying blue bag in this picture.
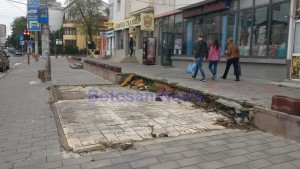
[191,34,208,82]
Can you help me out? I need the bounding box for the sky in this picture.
[0,0,109,37]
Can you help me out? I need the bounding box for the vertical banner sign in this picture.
[27,0,40,31]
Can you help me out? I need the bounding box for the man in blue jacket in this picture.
[192,34,208,82]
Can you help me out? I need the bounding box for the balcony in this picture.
[130,0,154,16]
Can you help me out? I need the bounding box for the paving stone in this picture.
[177,156,205,167]
[223,148,250,157]
[287,150,300,159]
[245,151,272,160]
[181,149,208,158]
[201,152,229,161]
[55,165,81,169]
[289,159,300,167]
[13,157,46,168]
[221,156,251,165]
[157,153,185,162]
[204,145,230,153]
[261,162,298,169]
[265,145,300,155]
[266,154,296,164]
[243,159,273,169]
[218,164,250,169]
[29,160,63,169]
[129,157,160,168]
[197,160,228,169]
[92,151,122,161]
[138,149,165,158]
[148,161,179,169]
[98,163,133,169]
[225,142,249,149]
[62,156,93,167]
[80,159,112,169]
[164,146,189,154]
[111,154,141,164]
[179,165,200,169]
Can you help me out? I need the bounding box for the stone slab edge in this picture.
[253,106,300,143]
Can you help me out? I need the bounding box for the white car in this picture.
[15,50,22,56]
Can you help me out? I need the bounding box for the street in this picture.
[0,57,299,169]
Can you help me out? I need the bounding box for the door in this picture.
[161,33,174,66]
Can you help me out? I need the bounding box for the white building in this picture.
[0,24,6,47]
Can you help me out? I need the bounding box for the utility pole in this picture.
[35,31,38,61]
[40,0,51,81]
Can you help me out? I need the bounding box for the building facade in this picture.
[0,24,6,47]
[107,0,298,81]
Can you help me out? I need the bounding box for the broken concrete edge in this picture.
[122,73,254,109]
[253,106,300,143]
[48,87,72,152]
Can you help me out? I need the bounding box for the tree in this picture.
[9,16,27,48]
[66,0,107,50]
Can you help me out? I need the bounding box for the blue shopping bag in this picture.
[187,62,196,74]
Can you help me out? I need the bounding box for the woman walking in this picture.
[208,39,221,80]
[221,37,240,81]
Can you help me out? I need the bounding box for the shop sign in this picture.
[104,22,114,28]
[141,13,154,31]
[106,31,115,38]
[99,32,106,37]
[114,17,141,30]
[183,0,231,18]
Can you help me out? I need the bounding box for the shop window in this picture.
[162,17,169,33]
[238,10,252,57]
[252,7,268,57]
[255,0,270,6]
[220,13,237,57]
[169,15,175,33]
[272,0,285,3]
[193,17,204,53]
[294,22,300,54]
[240,0,253,9]
[174,14,184,56]
[269,2,289,59]
[230,0,238,10]
[296,0,300,19]
[205,15,221,49]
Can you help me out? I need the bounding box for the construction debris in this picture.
[121,74,135,87]
[155,82,173,94]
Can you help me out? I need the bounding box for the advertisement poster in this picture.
[291,56,300,80]
[174,39,182,49]
[146,38,156,65]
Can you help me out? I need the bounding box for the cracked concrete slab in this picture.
[53,85,226,153]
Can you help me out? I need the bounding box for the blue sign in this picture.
[38,8,49,23]
[27,0,40,31]
[106,31,115,38]
[18,34,24,41]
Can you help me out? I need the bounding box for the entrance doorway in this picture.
[161,33,174,66]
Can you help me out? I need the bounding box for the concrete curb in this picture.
[253,106,300,143]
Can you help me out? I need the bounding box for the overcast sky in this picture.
[0,0,109,36]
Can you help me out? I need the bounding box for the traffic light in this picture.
[23,28,30,41]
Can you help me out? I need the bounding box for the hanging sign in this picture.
[114,17,141,30]
[27,0,41,31]
[141,13,154,31]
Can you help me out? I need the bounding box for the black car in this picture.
[0,49,10,72]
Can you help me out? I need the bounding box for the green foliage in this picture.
[8,16,27,47]
[64,45,79,54]
[66,0,106,46]
[148,84,156,93]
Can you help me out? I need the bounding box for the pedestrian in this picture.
[129,35,134,57]
[192,34,208,82]
[208,39,221,80]
[221,37,240,81]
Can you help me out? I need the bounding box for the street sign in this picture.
[38,8,49,24]
[104,22,114,28]
[27,0,41,31]
[20,41,25,46]
[18,34,24,41]
[55,39,62,45]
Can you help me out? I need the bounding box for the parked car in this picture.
[15,50,22,56]
[0,49,10,72]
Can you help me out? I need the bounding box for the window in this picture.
[174,14,184,55]
[117,0,121,12]
[296,0,300,19]
[252,7,268,57]
[240,0,253,9]
[109,3,114,20]
[255,0,270,6]
[238,10,252,57]
[294,22,300,54]
[269,2,289,58]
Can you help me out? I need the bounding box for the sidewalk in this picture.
[0,57,300,169]
[91,58,300,108]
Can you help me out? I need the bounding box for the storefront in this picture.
[113,13,154,63]
[291,0,300,80]
[155,0,293,80]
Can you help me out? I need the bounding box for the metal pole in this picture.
[35,31,38,61]
[41,0,51,81]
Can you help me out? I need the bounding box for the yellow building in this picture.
[62,22,87,50]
